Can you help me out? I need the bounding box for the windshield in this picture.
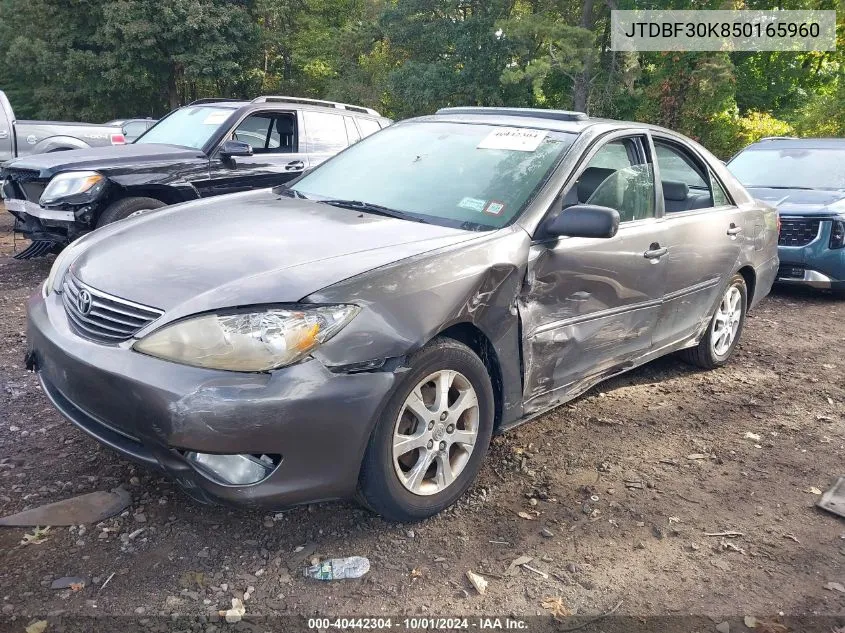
[729,147,845,191]
[134,106,234,150]
[291,121,576,230]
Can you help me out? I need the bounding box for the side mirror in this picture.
[543,204,620,239]
[220,140,253,158]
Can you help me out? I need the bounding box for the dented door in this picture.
[518,133,667,414]
[519,223,667,413]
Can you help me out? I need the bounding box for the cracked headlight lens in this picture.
[133,305,359,371]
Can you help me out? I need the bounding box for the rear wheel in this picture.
[97,196,166,227]
[357,338,494,522]
[679,273,747,369]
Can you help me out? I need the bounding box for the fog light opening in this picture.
[185,452,280,485]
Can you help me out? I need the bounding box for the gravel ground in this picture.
[1,208,843,632]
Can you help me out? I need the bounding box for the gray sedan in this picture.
[26,107,778,521]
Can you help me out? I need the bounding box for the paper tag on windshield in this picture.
[477,127,548,152]
[203,112,229,125]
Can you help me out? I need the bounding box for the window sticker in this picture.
[477,127,548,152]
[458,197,487,213]
[484,200,506,216]
[203,112,229,125]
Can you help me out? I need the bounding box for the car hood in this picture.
[6,143,206,177]
[747,187,845,217]
[70,190,480,322]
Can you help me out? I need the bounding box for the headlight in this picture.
[43,233,94,296]
[40,171,105,205]
[133,305,359,371]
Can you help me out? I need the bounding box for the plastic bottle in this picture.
[304,556,370,580]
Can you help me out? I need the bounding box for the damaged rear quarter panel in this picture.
[304,226,532,426]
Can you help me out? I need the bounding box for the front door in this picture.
[199,110,309,197]
[520,134,669,415]
[650,136,745,350]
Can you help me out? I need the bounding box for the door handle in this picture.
[0,130,8,139]
[643,244,668,260]
[285,160,305,171]
[726,224,742,236]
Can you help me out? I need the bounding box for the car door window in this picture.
[654,142,715,212]
[344,117,361,144]
[233,113,296,154]
[358,118,381,138]
[710,171,731,206]
[304,111,348,153]
[565,139,655,223]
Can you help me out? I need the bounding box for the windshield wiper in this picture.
[318,199,429,223]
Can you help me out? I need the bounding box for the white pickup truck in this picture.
[0,90,125,162]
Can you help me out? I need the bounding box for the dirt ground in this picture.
[0,208,843,633]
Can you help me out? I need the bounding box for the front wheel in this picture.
[679,273,748,369]
[96,196,166,227]
[357,338,494,522]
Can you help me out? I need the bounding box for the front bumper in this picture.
[27,289,397,508]
[4,197,85,245]
[776,218,845,290]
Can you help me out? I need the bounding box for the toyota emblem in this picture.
[77,289,93,316]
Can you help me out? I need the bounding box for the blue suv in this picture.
[729,137,845,297]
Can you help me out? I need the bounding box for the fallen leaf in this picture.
[517,511,534,520]
[25,621,48,633]
[541,596,571,620]
[219,597,245,623]
[808,487,822,495]
[20,526,50,546]
[668,516,681,524]
[69,582,84,592]
[744,432,761,441]
[410,568,423,579]
[824,581,845,593]
[465,570,488,596]
[686,453,707,460]
[744,615,758,628]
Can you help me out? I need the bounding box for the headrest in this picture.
[662,180,689,201]
[276,116,294,135]
[577,167,616,203]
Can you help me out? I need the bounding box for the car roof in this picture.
[186,97,386,120]
[743,137,845,150]
[423,107,684,137]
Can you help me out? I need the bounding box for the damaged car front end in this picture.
[26,108,778,521]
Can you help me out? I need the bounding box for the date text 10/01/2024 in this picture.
[307,618,529,630]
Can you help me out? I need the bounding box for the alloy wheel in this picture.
[392,370,479,496]
[711,285,742,357]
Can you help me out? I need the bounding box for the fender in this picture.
[31,135,91,154]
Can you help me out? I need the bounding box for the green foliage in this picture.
[0,0,841,154]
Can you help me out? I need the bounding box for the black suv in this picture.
[2,96,391,258]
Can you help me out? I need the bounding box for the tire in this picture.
[357,337,495,522]
[679,273,748,369]
[96,196,166,227]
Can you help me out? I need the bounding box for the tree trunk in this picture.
[573,0,595,114]
[168,62,183,110]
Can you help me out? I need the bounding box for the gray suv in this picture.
[26,107,778,521]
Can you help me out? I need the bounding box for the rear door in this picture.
[200,109,310,197]
[520,132,669,414]
[650,135,745,349]
[0,91,15,162]
[302,110,351,167]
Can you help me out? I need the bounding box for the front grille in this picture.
[777,265,804,279]
[61,274,163,344]
[779,218,820,247]
[2,168,46,201]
